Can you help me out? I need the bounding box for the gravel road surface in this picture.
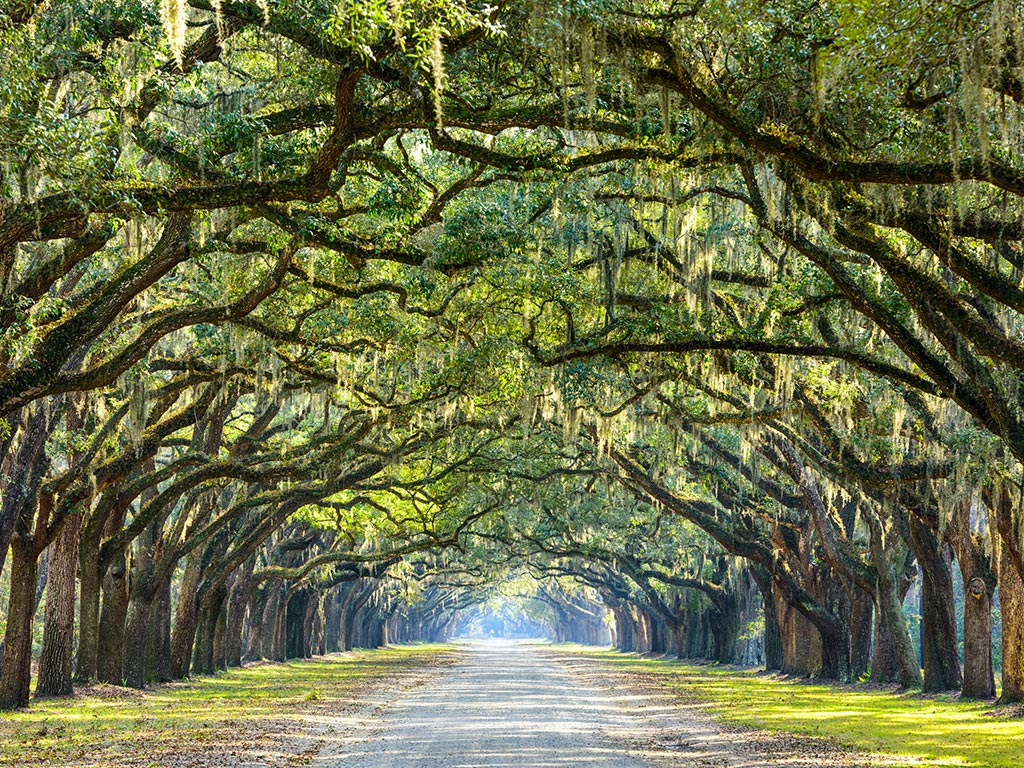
[314,639,659,768]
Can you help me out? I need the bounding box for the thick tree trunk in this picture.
[242,586,265,661]
[324,590,342,653]
[710,595,740,663]
[334,583,356,653]
[302,594,322,658]
[869,537,920,687]
[948,497,995,699]
[96,552,129,684]
[634,606,650,653]
[344,582,377,651]
[35,393,88,697]
[910,519,962,692]
[673,621,686,659]
[614,610,630,651]
[985,482,1024,703]
[192,585,227,676]
[873,572,920,687]
[687,608,712,658]
[74,557,102,688]
[212,592,229,671]
[122,595,153,689]
[225,564,254,667]
[191,603,214,676]
[751,569,782,670]
[873,581,921,687]
[997,549,1024,704]
[818,620,851,682]
[76,492,131,683]
[259,586,281,660]
[849,587,873,680]
[169,549,204,679]
[123,483,162,689]
[763,596,783,670]
[0,539,39,709]
[272,590,290,661]
[35,512,82,697]
[0,405,50,581]
[961,576,996,699]
[774,591,821,676]
[146,577,172,683]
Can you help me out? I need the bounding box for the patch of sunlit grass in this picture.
[559,646,1023,768]
[0,644,453,768]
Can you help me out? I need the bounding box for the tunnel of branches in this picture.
[3,0,1024,711]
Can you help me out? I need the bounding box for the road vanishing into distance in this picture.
[319,640,654,767]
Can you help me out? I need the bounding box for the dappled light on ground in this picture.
[0,647,454,768]
[5,641,1009,767]
[314,640,880,768]
[553,646,1024,768]
[316,640,663,767]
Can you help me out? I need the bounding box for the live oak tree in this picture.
[4,0,1024,712]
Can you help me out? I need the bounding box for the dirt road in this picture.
[314,639,731,768]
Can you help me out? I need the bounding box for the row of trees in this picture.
[2,0,1024,710]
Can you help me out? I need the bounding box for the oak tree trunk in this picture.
[849,588,873,680]
[122,595,153,689]
[96,552,129,685]
[910,520,962,692]
[961,576,996,699]
[169,548,204,679]
[997,549,1024,704]
[74,531,103,682]
[146,577,172,683]
[0,540,39,709]
[35,512,82,697]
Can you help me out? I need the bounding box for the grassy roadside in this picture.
[0,644,455,768]
[552,646,1023,768]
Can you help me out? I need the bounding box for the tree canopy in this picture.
[2,0,1024,711]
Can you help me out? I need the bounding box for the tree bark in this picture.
[774,589,821,676]
[872,577,921,687]
[997,546,1024,703]
[74,551,102,683]
[324,589,342,653]
[751,568,782,670]
[169,548,204,678]
[76,492,131,683]
[225,561,254,667]
[710,593,740,663]
[0,538,39,709]
[948,498,995,699]
[259,586,281,660]
[961,576,996,699]
[191,586,227,676]
[986,482,1024,704]
[849,587,873,680]
[122,595,153,689]
[818,620,852,682]
[212,585,229,671]
[909,518,962,692]
[96,551,129,684]
[146,577,172,683]
[35,511,83,697]
[870,542,921,688]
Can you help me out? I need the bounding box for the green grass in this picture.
[0,645,454,768]
[555,646,1024,768]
